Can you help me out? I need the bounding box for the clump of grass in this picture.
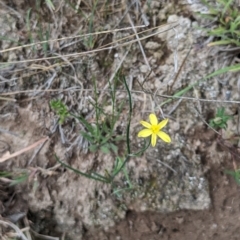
[25,0,55,56]
[198,0,240,47]
[50,75,129,184]
[51,75,124,154]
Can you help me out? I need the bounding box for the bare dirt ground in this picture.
[1,0,240,240]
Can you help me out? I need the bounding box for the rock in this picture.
[145,41,161,50]
[140,65,150,73]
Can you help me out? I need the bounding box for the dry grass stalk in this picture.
[0,137,49,163]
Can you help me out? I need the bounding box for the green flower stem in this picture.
[123,76,132,155]
[119,157,133,188]
[131,139,151,156]
[109,76,133,181]
[55,155,110,183]
[111,155,130,180]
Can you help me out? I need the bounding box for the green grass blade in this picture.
[222,0,234,14]
[208,39,240,46]
[55,154,109,183]
[123,76,132,154]
[160,63,240,106]
[45,0,55,11]
[26,8,35,51]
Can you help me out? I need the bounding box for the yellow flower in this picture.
[138,113,171,147]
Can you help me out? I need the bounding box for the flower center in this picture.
[151,125,160,134]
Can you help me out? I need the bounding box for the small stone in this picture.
[176,216,184,224]
[150,221,159,231]
[171,122,180,131]
[150,0,161,8]
[140,65,150,73]
[211,223,218,230]
[167,15,179,23]
[153,50,164,60]
[139,219,150,233]
[145,41,161,50]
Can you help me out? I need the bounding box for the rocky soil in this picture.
[0,0,240,240]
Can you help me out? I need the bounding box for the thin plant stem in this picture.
[55,155,109,183]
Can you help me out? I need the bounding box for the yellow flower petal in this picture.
[157,118,169,130]
[151,133,157,147]
[138,129,152,137]
[149,113,158,125]
[140,120,151,129]
[157,131,171,143]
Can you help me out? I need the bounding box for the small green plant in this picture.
[66,0,99,50]
[0,170,28,186]
[198,0,240,47]
[76,110,123,154]
[51,76,153,187]
[225,169,240,184]
[50,100,69,125]
[50,83,124,154]
[209,107,232,130]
